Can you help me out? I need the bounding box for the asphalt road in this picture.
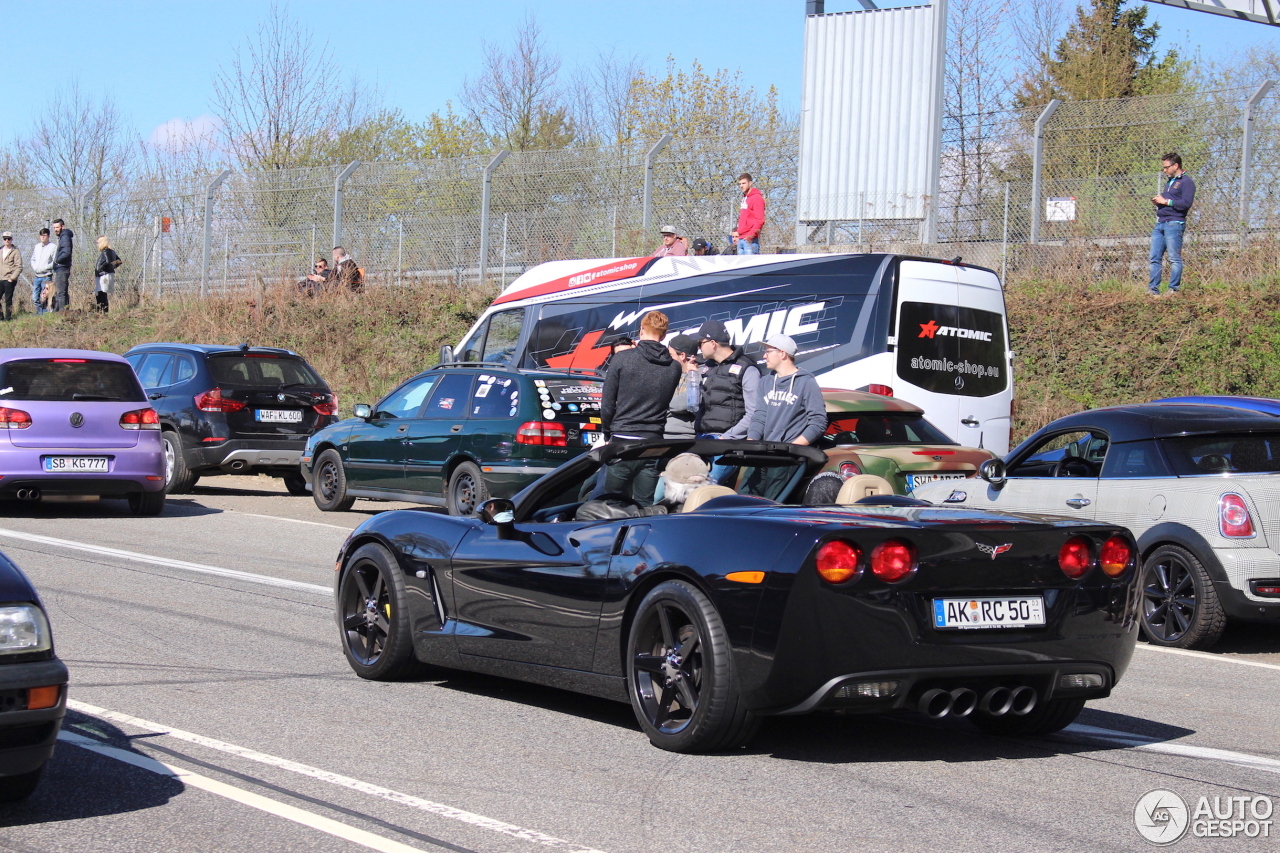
[0,476,1277,852]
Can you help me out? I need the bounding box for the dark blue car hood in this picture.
[0,551,39,604]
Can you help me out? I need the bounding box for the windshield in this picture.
[1161,434,1280,476]
[208,355,322,388]
[0,358,145,402]
[817,412,957,447]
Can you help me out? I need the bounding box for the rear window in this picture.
[537,378,604,419]
[1161,434,1280,476]
[818,413,957,446]
[0,358,145,402]
[896,302,1007,397]
[208,355,322,388]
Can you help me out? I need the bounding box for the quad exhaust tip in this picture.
[918,685,1037,718]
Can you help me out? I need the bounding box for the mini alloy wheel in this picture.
[1140,544,1226,649]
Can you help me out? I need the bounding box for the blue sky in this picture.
[5,0,1278,149]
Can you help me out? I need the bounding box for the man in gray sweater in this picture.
[746,334,827,497]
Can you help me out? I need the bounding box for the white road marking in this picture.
[69,700,608,853]
[1136,643,1280,672]
[59,731,430,853]
[1065,724,1280,776]
[0,527,329,595]
[229,511,352,531]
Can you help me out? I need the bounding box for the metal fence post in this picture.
[397,220,404,287]
[1001,181,1010,285]
[1030,99,1061,245]
[479,151,510,285]
[332,161,361,250]
[200,169,232,298]
[642,133,673,234]
[1240,81,1275,245]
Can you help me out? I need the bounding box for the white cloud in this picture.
[148,114,222,149]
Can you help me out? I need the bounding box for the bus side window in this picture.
[459,318,490,363]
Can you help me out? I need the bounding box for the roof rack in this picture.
[432,361,512,369]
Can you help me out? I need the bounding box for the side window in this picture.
[1009,430,1107,478]
[135,353,174,388]
[458,318,490,363]
[469,374,520,419]
[171,355,197,385]
[481,310,524,364]
[1101,440,1172,478]
[375,376,438,419]
[125,353,144,370]
[423,374,475,418]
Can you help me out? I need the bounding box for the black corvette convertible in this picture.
[333,439,1140,752]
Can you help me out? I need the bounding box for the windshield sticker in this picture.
[474,383,491,398]
[542,408,556,419]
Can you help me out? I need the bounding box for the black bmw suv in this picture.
[123,344,338,495]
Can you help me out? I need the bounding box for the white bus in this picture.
[452,253,1014,454]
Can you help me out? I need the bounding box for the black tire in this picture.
[337,543,428,680]
[312,449,355,512]
[0,767,42,801]
[162,431,197,494]
[446,461,489,517]
[127,489,166,516]
[1139,544,1227,649]
[969,697,1086,737]
[282,472,309,496]
[626,580,759,753]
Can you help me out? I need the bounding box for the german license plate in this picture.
[255,409,303,423]
[583,431,607,448]
[907,472,967,490]
[43,456,108,473]
[933,596,1046,629]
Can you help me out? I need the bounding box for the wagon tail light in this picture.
[312,394,339,417]
[871,539,917,583]
[1099,536,1132,578]
[1219,493,1255,538]
[0,407,32,429]
[195,388,246,413]
[816,540,862,584]
[515,421,566,447]
[1059,536,1093,579]
[119,408,160,430]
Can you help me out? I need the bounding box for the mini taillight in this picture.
[870,539,916,582]
[816,540,862,584]
[515,421,567,447]
[1099,536,1131,577]
[119,408,161,430]
[838,461,862,480]
[1219,494,1255,538]
[312,395,339,417]
[1059,536,1092,579]
[867,384,893,397]
[0,407,32,429]
[195,388,246,413]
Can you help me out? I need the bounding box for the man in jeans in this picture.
[731,172,766,255]
[0,233,22,321]
[1149,153,1195,296]
[52,219,73,312]
[29,228,55,315]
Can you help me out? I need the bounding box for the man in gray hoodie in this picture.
[746,334,827,497]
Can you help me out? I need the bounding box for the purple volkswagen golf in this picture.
[0,349,166,515]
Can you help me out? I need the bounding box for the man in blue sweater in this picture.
[1149,153,1195,296]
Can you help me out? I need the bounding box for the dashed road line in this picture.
[1064,723,1280,776]
[1136,643,1280,672]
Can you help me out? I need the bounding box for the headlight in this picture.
[0,605,52,654]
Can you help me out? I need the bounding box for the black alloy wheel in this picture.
[446,462,489,516]
[337,543,427,680]
[1140,544,1226,650]
[970,697,1086,737]
[626,580,758,753]
[162,431,197,494]
[313,449,355,512]
[282,472,309,496]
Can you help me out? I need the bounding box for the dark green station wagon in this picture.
[301,364,605,514]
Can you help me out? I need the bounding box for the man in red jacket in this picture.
[731,173,765,255]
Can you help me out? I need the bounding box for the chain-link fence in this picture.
[0,83,1275,304]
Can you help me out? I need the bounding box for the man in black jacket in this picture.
[600,310,681,504]
[52,219,73,312]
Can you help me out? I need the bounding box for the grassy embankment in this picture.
[2,273,1279,443]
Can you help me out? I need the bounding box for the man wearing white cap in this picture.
[651,225,687,257]
[0,232,22,321]
[745,334,826,497]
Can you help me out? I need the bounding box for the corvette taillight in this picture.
[0,407,32,429]
[119,408,161,430]
[816,540,862,584]
[1059,536,1092,579]
[1219,494,1255,538]
[870,539,916,583]
[1099,536,1132,578]
[195,388,246,413]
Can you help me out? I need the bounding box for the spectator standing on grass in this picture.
[331,246,363,293]
[600,310,682,505]
[93,236,122,314]
[731,173,765,255]
[652,225,687,258]
[664,334,702,439]
[1149,152,1196,297]
[29,228,54,316]
[52,219,73,312]
[0,232,22,321]
[745,334,826,497]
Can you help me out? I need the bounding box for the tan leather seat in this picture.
[836,475,895,505]
[683,484,737,513]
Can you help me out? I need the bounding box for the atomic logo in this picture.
[918,320,940,338]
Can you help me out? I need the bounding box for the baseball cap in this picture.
[696,319,730,345]
[692,238,710,251]
[668,334,698,357]
[1,232,11,238]
[764,334,798,357]
[659,224,679,235]
[662,453,710,485]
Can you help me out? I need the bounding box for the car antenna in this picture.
[951,256,963,265]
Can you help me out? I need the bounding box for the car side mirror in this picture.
[978,458,1007,489]
[438,344,454,366]
[353,403,372,420]
[478,498,517,539]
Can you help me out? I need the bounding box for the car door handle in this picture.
[1066,498,1091,509]
[148,393,165,400]
[961,417,980,427]
[450,424,463,433]
[397,425,408,432]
